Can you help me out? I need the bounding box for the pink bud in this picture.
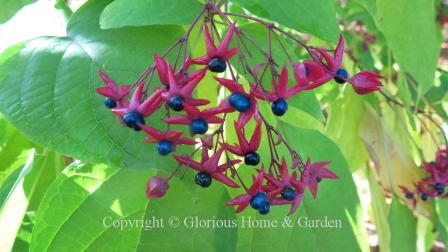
[146,176,169,199]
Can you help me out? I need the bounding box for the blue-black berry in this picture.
[229,93,251,112]
[190,118,208,135]
[281,187,296,201]
[123,111,145,131]
[405,192,413,200]
[334,68,349,84]
[435,183,444,190]
[421,193,428,201]
[316,177,322,183]
[104,97,117,109]
[208,58,227,73]
[250,192,268,210]
[258,203,270,215]
[271,99,288,116]
[244,152,260,166]
[195,172,212,187]
[156,140,173,156]
[169,96,184,111]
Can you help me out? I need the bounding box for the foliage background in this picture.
[0,0,447,251]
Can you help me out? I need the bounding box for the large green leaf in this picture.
[230,0,340,43]
[375,0,441,94]
[100,0,203,29]
[326,89,368,171]
[30,163,237,251]
[0,148,64,252]
[389,197,417,252]
[0,0,185,169]
[0,0,32,24]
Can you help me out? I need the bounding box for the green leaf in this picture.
[30,163,237,251]
[100,0,203,29]
[389,197,417,252]
[375,0,441,94]
[0,0,32,24]
[0,0,185,169]
[230,0,340,42]
[0,149,64,251]
[326,89,369,171]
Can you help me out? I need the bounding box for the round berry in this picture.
[229,93,251,112]
[123,111,145,131]
[281,187,296,201]
[156,140,173,156]
[334,68,349,84]
[195,172,212,188]
[169,96,184,111]
[190,118,208,135]
[271,99,288,116]
[405,192,413,200]
[421,193,428,201]
[104,97,117,109]
[435,183,444,190]
[208,58,227,73]
[250,192,268,210]
[258,203,270,215]
[316,177,322,183]
[244,152,260,166]
[437,188,445,195]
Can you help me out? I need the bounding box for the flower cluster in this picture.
[96,3,382,215]
[400,147,448,208]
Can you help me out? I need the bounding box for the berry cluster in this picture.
[400,147,448,208]
[96,3,382,215]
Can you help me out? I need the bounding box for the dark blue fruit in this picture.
[421,193,428,201]
[208,58,227,73]
[435,182,444,190]
[334,68,349,84]
[195,172,212,187]
[123,111,145,131]
[316,177,322,183]
[190,118,208,135]
[169,96,184,111]
[244,152,260,166]
[281,187,296,201]
[156,140,173,156]
[405,193,413,200]
[250,192,268,210]
[271,99,288,116]
[104,97,117,109]
[258,203,270,215]
[229,93,251,112]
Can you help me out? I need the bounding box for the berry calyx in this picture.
[190,118,208,135]
[281,187,296,201]
[104,97,117,109]
[123,111,145,131]
[244,152,260,166]
[195,172,212,187]
[271,99,288,116]
[229,93,251,112]
[258,203,270,215]
[250,192,268,210]
[156,140,173,156]
[421,193,428,201]
[334,68,349,84]
[208,58,227,73]
[169,96,184,111]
